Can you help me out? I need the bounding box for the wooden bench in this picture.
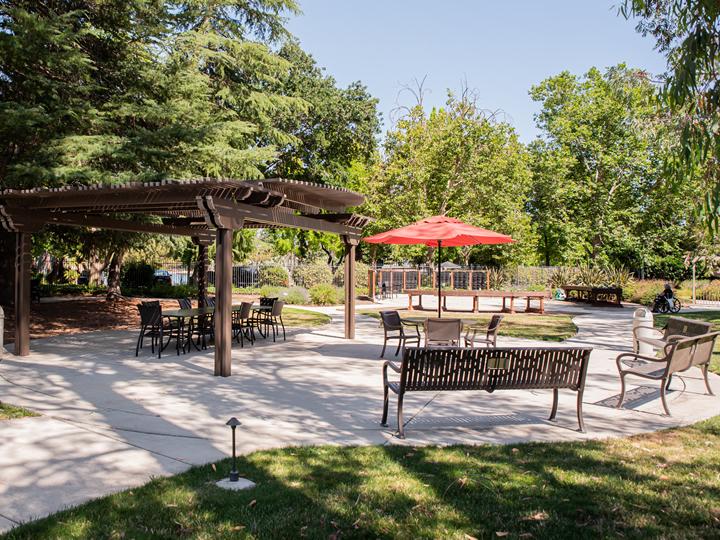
[382,346,592,438]
[406,289,549,314]
[562,285,623,307]
[617,331,720,415]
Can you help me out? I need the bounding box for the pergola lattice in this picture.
[0,178,370,376]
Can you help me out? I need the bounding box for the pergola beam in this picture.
[200,197,364,240]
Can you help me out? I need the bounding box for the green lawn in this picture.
[0,402,38,420]
[4,416,719,539]
[360,309,577,342]
[281,307,331,327]
[655,310,720,374]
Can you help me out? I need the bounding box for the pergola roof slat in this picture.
[0,178,369,239]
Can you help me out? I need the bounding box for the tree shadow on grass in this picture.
[4,427,720,539]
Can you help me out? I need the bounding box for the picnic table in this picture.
[405,289,548,314]
[562,285,623,307]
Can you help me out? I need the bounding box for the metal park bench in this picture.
[616,331,719,415]
[381,346,592,438]
[633,315,712,353]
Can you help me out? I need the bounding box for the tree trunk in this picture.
[106,250,125,301]
[88,246,104,286]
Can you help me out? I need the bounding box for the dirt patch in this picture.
[2,294,259,344]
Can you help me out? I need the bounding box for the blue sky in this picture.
[286,1,667,143]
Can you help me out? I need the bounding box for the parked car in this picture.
[153,269,172,285]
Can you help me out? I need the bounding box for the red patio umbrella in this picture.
[364,215,514,317]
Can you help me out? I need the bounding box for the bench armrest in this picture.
[616,352,667,372]
[633,325,663,340]
[383,360,401,386]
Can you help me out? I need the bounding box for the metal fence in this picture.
[369,265,558,295]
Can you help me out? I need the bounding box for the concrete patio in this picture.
[1,297,719,531]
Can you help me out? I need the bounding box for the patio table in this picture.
[251,305,273,338]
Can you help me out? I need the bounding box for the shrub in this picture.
[333,261,370,293]
[259,265,289,287]
[258,285,282,298]
[125,283,198,299]
[486,267,511,289]
[548,267,578,289]
[624,279,665,305]
[282,286,309,305]
[309,283,341,305]
[698,280,720,301]
[121,262,155,288]
[293,260,334,288]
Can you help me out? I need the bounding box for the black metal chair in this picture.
[135,301,182,358]
[379,310,420,357]
[256,300,286,342]
[232,301,255,347]
[464,314,503,348]
[177,298,192,310]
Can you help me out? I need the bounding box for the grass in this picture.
[655,310,720,374]
[4,416,720,539]
[282,307,331,327]
[0,402,38,420]
[360,309,577,342]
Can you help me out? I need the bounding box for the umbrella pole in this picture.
[437,240,442,318]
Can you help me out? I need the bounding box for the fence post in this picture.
[402,270,406,291]
[450,271,454,289]
[417,269,422,289]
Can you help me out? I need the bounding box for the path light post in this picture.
[215,417,256,491]
[227,417,240,482]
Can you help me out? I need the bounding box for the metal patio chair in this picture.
[379,310,420,357]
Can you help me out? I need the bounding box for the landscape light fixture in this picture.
[226,417,241,482]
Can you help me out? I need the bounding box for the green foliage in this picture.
[624,279,667,305]
[258,285,282,298]
[293,260,333,288]
[258,265,289,287]
[486,267,512,290]
[620,1,720,234]
[333,260,370,293]
[309,283,341,305]
[272,41,380,184]
[529,65,703,268]
[121,262,155,289]
[122,283,198,299]
[38,283,107,297]
[549,265,634,289]
[365,90,536,266]
[282,286,309,305]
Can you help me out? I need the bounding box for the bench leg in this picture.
[408,294,413,311]
[539,297,544,314]
[616,373,627,409]
[396,393,405,439]
[660,379,671,416]
[576,388,586,433]
[549,388,559,421]
[381,384,389,426]
[702,365,715,395]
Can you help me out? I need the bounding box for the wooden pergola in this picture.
[0,178,370,376]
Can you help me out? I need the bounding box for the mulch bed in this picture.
[2,295,256,344]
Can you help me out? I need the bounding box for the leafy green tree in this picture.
[269,41,380,185]
[365,90,536,266]
[529,65,702,273]
[620,1,720,233]
[0,0,306,297]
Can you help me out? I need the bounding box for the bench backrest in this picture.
[399,347,592,393]
[665,331,720,374]
[664,316,712,340]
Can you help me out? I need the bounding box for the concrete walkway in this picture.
[1,298,719,531]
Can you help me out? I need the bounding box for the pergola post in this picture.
[193,239,209,307]
[343,237,357,339]
[214,228,233,376]
[14,232,31,356]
